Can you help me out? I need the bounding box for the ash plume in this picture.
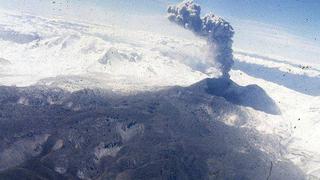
[167,0,234,77]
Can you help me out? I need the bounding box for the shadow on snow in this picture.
[0,78,302,179]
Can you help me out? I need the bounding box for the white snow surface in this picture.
[0,11,212,92]
[231,53,320,179]
[0,11,320,179]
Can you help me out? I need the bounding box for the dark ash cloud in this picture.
[167,0,234,77]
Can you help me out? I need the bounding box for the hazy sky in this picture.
[92,0,320,41]
[0,0,319,65]
[1,0,319,39]
[199,0,320,40]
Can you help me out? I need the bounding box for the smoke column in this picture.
[167,0,234,77]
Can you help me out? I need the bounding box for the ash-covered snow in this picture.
[0,84,304,179]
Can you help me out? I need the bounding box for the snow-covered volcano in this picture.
[0,1,320,179]
[0,10,215,92]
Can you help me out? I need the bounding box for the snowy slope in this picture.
[232,52,320,178]
[0,11,214,92]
